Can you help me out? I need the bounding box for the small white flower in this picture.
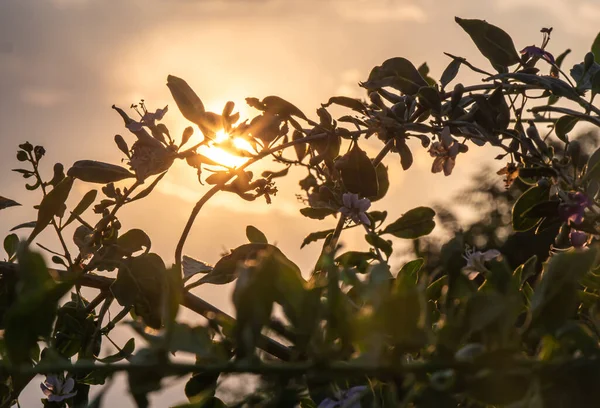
[41,374,77,403]
[462,246,501,279]
[339,193,371,226]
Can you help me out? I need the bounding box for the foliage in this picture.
[1,18,600,408]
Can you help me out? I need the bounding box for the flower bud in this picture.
[584,52,595,72]
[451,83,464,110]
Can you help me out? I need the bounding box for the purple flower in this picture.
[520,45,555,64]
[462,247,501,280]
[339,193,371,226]
[559,192,591,225]
[318,386,368,408]
[570,230,588,248]
[429,127,459,176]
[41,375,77,403]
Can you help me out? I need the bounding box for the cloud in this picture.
[332,0,427,23]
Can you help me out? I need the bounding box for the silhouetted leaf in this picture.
[363,57,428,95]
[383,207,436,239]
[554,116,579,143]
[63,189,97,229]
[68,160,135,184]
[301,229,333,248]
[418,86,442,114]
[292,130,307,162]
[246,225,268,244]
[111,253,166,329]
[338,143,378,197]
[128,171,168,203]
[28,176,74,243]
[397,140,413,171]
[322,96,368,113]
[440,58,462,89]
[0,196,20,210]
[96,338,135,363]
[116,229,151,255]
[300,207,337,220]
[167,75,206,125]
[3,234,18,259]
[262,96,308,120]
[455,17,520,69]
[365,233,393,258]
[10,221,36,231]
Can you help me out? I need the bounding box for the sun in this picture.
[200,129,253,168]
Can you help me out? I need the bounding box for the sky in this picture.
[1,0,599,406]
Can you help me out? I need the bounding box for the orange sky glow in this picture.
[1,0,599,405]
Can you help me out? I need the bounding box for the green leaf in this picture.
[28,176,74,243]
[530,247,598,334]
[592,31,600,64]
[0,196,21,210]
[3,234,18,259]
[511,184,549,232]
[63,189,97,229]
[383,207,436,239]
[68,160,135,184]
[338,143,378,197]
[167,75,206,125]
[554,115,579,143]
[246,225,268,244]
[363,57,429,95]
[440,58,462,90]
[299,207,336,220]
[5,246,73,365]
[335,251,376,272]
[97,338,135,363]
[369,164,389,202]
[365,233,393,258]
[585,145,600,183]
[301,229,333,248]
[116,229,151,255]
[513,255,538,288]
[455,17,520,69]
[570,60,600,91]
[396,258,424,289]
[197,243,300,286]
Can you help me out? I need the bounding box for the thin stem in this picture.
[529,106,600,127]
[174,131,363,267]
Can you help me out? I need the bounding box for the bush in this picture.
[1,16,600,408]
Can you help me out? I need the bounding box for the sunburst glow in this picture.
[201,129,252,168]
